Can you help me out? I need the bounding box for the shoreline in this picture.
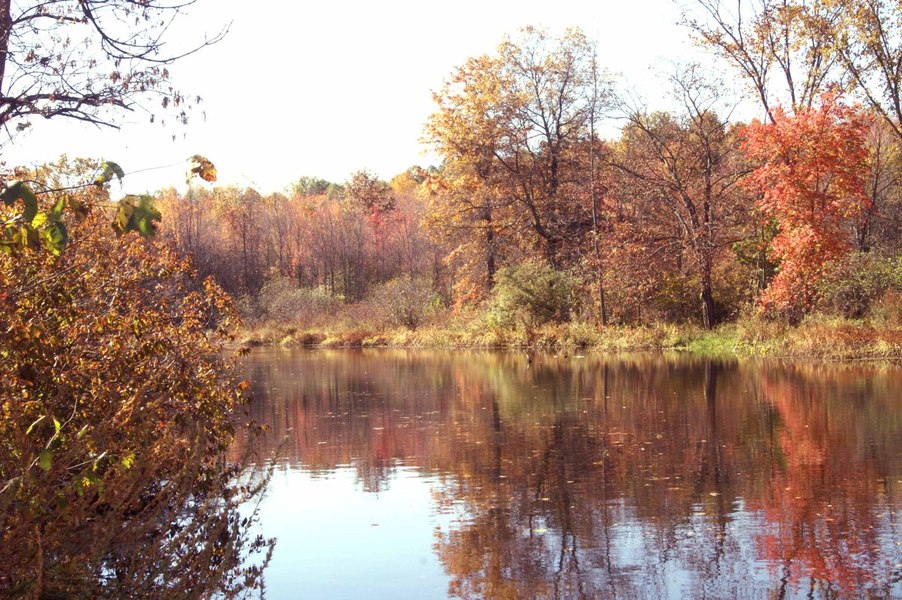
[232,317,902,361]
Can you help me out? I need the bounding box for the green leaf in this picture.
[31,212,48,228]
[95,161,125,185]
[121,452,135,469]
[53,418,61,435]
[50,196,66,218]
[20,189,36,224]
[76,424,89,439]
[43,220,68,255]
[1,182,38,223]
[13,224,41,250]
[38,449,52,471]
[113,195,161,238]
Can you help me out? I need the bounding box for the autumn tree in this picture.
[0,0,225,140]
[289,176,335,198]
[219,187,266,293]
[1,162,271,597]
[857,120,902,253]
[424,53,511,297]
[687,0,902,144]
[610,69,748,328]
[154,167,440,316]
[387,169,444,293]
[426,26,610,301]
[346,169,395,213]
[741,94,872,317]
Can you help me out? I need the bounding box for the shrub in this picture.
[369,274,440,329]
[249,276,336,324]
[649,274,702,323]
[487,261,580,329]
[816,252,901,319]
[1,201,271,596]
[870,289,902,327]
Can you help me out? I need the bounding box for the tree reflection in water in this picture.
[242,350,902,599]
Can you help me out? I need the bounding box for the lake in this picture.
[237,349,902,599]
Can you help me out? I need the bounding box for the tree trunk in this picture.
[0,0,11,99]
[700,275,716,330]
[483,207,496,289]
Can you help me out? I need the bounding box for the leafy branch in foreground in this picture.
[1,154,216,254]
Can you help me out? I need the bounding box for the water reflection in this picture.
[240,350,902,599]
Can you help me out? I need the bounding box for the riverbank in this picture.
[236,313,902,361]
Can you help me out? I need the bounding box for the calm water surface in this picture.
[237,349,902,599]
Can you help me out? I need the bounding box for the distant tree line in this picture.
[156,168,444,306]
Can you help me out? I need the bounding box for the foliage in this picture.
[425,25,609,299]
[0,0,276,591]
[816,252,901,318]
[246,276,337,324]
[1,166,272,596]
[289,176,334,198]
[831,0,902,144]
[685,0,844,121]
[346,170,395,213]
[611,67,748,328]
[488,261,580,329]
[156,170,438,302]
[732,218,780,297]
[2,155,217,256]
[741,94,872,318]
[649,274,708,323]
[1,179,70,254]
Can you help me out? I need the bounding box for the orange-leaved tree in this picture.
[741,94,871,318]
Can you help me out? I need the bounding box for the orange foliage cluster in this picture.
[742,95,873,317]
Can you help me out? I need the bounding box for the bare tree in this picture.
[684,0,843,121]
[833,0,902,143]
[0,0,226,142]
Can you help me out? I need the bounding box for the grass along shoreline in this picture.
[236,315,902,361]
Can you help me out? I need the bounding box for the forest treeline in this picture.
[155,14,901,342]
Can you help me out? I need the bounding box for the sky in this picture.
[4,0,719,196]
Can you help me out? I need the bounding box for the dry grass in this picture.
[236,305,902,361]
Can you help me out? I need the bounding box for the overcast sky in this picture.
[5,0,724,196]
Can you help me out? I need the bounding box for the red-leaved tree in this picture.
[741,94,871,317]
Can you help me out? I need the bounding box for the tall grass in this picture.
[236,279,902,360]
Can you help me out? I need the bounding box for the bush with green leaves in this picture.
[816,252,902,319]
[487,261,580,328]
